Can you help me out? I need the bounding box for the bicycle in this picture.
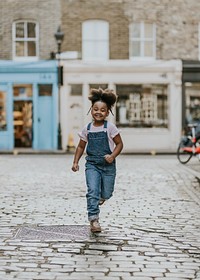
[177,123,200,164]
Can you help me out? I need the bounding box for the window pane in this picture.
[185,83,200,124]
[28,22,36,38]
[13,84,33,97]
[144,23,153,37]
[96,21,109,39]
[70,84,82,96]
[0,91,7,131]
[16,41,25,56]
[14,101,32,148]
[38,84,52,96]
[28,41,36,56]
[16,22,24,38]
[82,20,109,60]
[144,41,153,56]
[116,84,168,127]
[131,23,140,38]
[89,84,108,90]
[131,41,140,56]
[95,41,108,59]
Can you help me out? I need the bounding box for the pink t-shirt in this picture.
[78,121,120,152]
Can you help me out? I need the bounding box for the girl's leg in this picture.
[85,164,101,221]
[101,164,116,200]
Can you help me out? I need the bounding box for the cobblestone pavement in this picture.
[0,154,200,280]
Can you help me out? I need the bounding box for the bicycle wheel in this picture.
[177,141,193,164]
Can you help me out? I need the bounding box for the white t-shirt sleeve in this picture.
[78,125,88,142]
[107,122,120,139]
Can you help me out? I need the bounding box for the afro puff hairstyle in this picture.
[88,88,118,115]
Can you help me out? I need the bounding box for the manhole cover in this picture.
[14,225,91,241]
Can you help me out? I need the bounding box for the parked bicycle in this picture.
[177,123,200,164]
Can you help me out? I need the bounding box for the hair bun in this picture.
[88,88,117,110]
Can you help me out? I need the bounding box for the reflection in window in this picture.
[82,20,109,60]
[116,84,168,128]
[0,91,7,131]
[185,82,200,124]
[13,21,38,59]
[38,84,52,96]
[70,84,82,96]
[130,22,156,58]
[13,84,33,98]
[89,84,108,90]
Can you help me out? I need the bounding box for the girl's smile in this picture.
[91,101,109,125]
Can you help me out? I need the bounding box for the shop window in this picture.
[116,84,168,128]
[13,101,32,147]
[70,85,82,96]
[0,91,7,131]
[129,22,156,59]
[38,84,52,96]
[185,82,200,124]
[82,20,109,60]
[13,21,39,60]
[89,84,108,90]
[13,84,33,98]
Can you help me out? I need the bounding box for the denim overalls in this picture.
[85,121,116,221]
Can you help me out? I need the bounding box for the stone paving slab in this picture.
[0,155,200,279]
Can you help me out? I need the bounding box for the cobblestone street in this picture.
[0,154,200,280]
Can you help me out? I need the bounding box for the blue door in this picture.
[38,85,53,150]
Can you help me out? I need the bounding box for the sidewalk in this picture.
[0,154,200,279]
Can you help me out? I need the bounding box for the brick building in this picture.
[0,0,60,150]
[1,0,200,152]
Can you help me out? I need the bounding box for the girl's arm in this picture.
[105,133,123,163]
[71,139,87,172]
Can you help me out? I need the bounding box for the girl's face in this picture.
[91,101,109,124]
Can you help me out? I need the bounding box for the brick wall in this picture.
[123,0,200,60]
[1,0,200,60]
[61,0,200,60]
[0,0,61,60]
[61,0,129,59]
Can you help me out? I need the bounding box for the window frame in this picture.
[129,22,156,60]
[12,20,39,61]
[82,19,109,61]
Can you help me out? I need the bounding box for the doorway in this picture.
[13,101,33,148]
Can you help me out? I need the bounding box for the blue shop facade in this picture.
[0,60,58,151]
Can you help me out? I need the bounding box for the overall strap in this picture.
[104,120,108,129]
[87,122,92,131]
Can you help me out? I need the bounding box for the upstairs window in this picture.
[130,22,156,59]
[82,20,109,61]
[13,21,39,60]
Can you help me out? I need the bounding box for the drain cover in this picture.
[14,225,90,241]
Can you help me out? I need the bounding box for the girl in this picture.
[71,88,123,233]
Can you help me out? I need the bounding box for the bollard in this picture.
[67,132,75,152]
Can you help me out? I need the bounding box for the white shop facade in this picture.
[60,59,182,153]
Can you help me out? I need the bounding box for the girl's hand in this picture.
[104,154,115,163]
[72,163,79,172]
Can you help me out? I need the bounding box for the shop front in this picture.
[182,61,200,131]
[61,59,182,153]
[0,60,58,151]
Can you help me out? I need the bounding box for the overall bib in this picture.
[85,121,116,221]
